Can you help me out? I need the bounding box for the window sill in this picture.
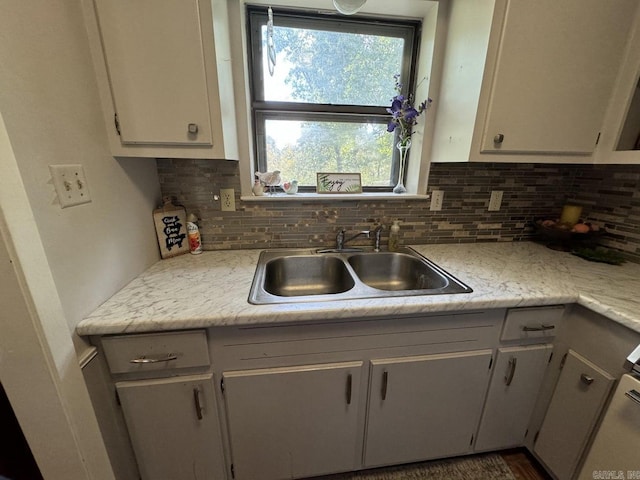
[241,192,430,202]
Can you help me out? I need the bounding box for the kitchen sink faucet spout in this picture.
[336,229,370,250]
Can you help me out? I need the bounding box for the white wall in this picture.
[0,0,161,350]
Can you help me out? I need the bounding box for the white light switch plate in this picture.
[50,164,92,208]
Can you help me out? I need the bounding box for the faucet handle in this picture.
[336,229,346,249]
[373,225,383,252]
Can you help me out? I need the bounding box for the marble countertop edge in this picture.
[76,242,640,336]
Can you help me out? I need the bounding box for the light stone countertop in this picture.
[76,242,640,336]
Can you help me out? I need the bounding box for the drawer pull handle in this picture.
[505,357,517,386]
[346,374,353,405]
[522,324,555,332]
[381,371,388,400]
[581,374,594,385]
[129,353,178,364]
[193,388,203,420]
[625,389,640,406]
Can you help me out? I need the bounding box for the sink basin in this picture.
[263,255,355,296]
[248,247,472,304]
[347,252,449,291]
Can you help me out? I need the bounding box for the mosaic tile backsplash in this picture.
[157,159,640,262]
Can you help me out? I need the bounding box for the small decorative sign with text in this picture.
[153,198,189,258]
[316,173,362,194]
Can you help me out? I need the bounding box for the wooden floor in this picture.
[500,449,551,480]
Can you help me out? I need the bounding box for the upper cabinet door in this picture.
[94,0,212,146]
[84,0,238,159]
[479,0,636,155]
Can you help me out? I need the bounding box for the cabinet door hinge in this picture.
[595,131,601,145]
[230,463,235,479]
[115,389,121,406]
[559,352,568,370]
[114,113,121,136]
[220,377,225,394]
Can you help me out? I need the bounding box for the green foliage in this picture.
[274,27,403,105]
[264,23,405,186]
[267,120,394,186]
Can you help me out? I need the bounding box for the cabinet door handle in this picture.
[625,389,640,406]
[129,353,178,364]
[494,133,504,144]
[381,371,388,400]
[193,387,203,420]
[346,374,353,405]
[522,324,555,332]
[188,123,199,134]
[580,374,594,386]
[505,357,517,386]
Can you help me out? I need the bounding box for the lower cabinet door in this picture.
[116,373,226,480]
[534,349,615,480]
[222,361,364,480]
[475,344,553,451]
[364,349,493,468]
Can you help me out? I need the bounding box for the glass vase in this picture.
[393,139,411,194]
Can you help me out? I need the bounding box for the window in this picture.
[247,6,421,191]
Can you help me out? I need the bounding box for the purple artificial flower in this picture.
[386,75,432,145]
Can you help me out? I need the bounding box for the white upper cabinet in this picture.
[83,0,238,159]
[595,6,640,164]
[431,0,638,163]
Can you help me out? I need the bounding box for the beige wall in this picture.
[0,0,161,349]
[0,0,164,474]
[0,126,115,477]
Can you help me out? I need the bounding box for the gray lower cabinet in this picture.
[364,350,493,467]
[222,362,364,480]
[534,349,615,480]
[475,344,553,451]
[116,374,226,480]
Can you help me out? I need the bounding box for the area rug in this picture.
[308,454,517,480]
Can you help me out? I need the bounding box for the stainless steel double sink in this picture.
[248,247,472,304]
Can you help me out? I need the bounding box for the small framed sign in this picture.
[316,172,362,194]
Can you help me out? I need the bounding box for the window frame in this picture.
[246,6,422,192]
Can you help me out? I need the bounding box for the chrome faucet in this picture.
[335,225,384,251]
[336,229,370,250]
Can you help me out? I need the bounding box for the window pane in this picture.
[265,119,395,187]
[262,25,404,106]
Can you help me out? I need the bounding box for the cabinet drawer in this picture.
[501,306,564,341]
[102,330,209,375]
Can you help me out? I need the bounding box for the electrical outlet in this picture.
[430,190,444,211]
[220,188,236,212]
[488,190,503,211]
[49,164,91,208]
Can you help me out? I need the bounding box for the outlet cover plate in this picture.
[488,190,503,211]
[49,164,91,208]
[220,188,236,212]
[430,190,444,211]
